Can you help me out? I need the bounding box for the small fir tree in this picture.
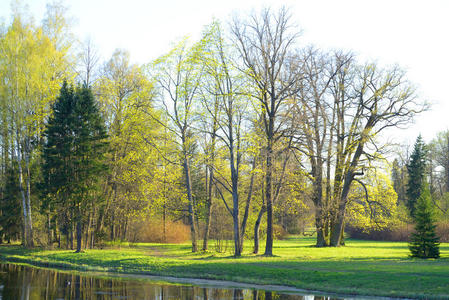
[406,135,427,217]
[409,185,440,258]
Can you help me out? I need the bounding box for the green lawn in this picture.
[0,237,448,299]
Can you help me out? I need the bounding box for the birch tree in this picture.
[153,39,204,252]
[0,6,72,247]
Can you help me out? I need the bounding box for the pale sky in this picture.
[1,0,448,145]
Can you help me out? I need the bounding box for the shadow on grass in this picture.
[0,245,44,256]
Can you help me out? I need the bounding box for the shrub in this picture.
[273,224,288,240]
[128,218,190,243]
[346,224,412,242]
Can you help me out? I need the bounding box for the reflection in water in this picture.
[0,264,342,300]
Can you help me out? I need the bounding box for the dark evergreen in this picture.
[406,135,427,217]
[0,166,22,243]
[409,185,440,258]
[42,81,108,252]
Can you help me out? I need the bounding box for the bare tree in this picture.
[291,48,426,247]
[231,7,302,255]
[328,61,425,246]
[77,38,100,87]
[291,49,351,246]
[200,22,256,256]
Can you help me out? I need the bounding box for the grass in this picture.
[0,236,448,299]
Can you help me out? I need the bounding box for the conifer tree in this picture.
[409,184,440,258]
[0,166,22,243]
[406,135,427,217]
[42,81,108,252]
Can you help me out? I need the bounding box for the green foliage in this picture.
[42,82,108,249]
[406,135,427,217]
[409,185,440,258]
[96,49,172,234]
[0,166,22,242]
[42,82,76,202]
[347,170,399,232]
[0,4,74,247]
[43,81,108,201]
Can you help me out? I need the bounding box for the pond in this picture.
[0,263,350,299]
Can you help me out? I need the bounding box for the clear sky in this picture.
[1,0,448,145]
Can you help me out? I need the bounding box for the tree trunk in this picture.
[240,159,256,254]
[312,162,327,247]
[183,154,198,252]
[65,230,69,249]
[253,205,266,254]
[330,212,344,247]
[315,215,327,247]
[330,172,354,246]
[84,212,90,249]
[70,221,74,250]
[24,154,33,246]
[75,207,82,253]
[47,214,52,246]
[110,212,115,241]
[446,135,449,193]
[122,217,128,241]
[16,141,33,247]
[203,165,213,251]
[233,208,241,257]
[163,203,167,243]
[264,140,273,256]
[56,219,60,248]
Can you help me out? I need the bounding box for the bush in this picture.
[273,224,288,240]
[346,221,449,243]
[128,218,190,243]
[346,224,412,242]
[209,205,233,252]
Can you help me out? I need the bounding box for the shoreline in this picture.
[0,256,405,300]
[0,238,446,299]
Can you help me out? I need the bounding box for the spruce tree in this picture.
[406,135,427,217]
[409,184,440,258]
[71,85,108,252]
[42,81,108,252]
[0,166,22,243]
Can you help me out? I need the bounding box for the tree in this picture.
[428,131,449,195]
[328,63,425,246]
[392,157,408,205]
[291,49,351,246]
[0,166,22,243]
[231,7,302,255]
[153,39,205,252]
[409,184,440,258]
[77,38,100,87]
[97,49,159,243]
[407,135,427,217]
[291,50,426,246]
[0,3,73,247]
[200,21,257,256]
[42,82,108,252]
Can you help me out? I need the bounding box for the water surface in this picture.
[0,263,348,299]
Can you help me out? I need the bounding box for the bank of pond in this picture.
[0,237,448,299]
[0,263,356,300]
